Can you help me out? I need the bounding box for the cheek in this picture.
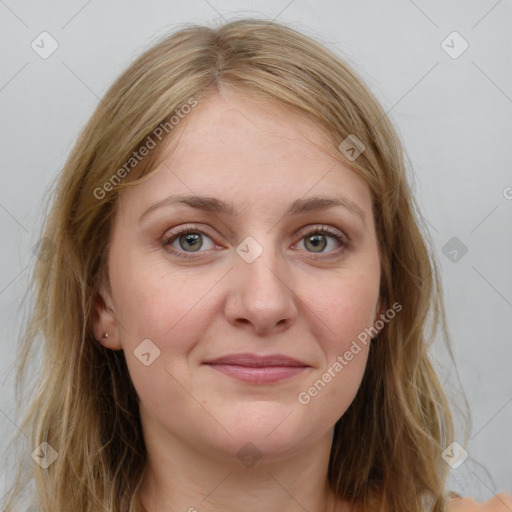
[292,269,378,417]
[306,269,380,352]
[109,247,213,343]
[113,268,218,420]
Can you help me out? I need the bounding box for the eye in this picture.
[295,226,351,255]
[162,225,218,258]
[162,224,351,260]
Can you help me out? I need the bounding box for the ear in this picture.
[92,284,123,350]
[372,297,387,338]
[374,297,386,322]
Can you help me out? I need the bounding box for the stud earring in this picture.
[102,332,109,339]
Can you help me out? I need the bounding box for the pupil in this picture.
[180,233,201,251]
[307,234,326,252]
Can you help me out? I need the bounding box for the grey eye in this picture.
[304,233,328,252]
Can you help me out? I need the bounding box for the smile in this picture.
[203,353,311,384]
[205,363,309,383]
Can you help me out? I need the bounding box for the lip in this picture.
[203,353,310,384]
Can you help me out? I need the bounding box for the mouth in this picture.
[203,353,310,384]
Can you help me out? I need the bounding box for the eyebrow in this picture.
[139,193,366,226]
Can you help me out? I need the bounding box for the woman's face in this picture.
[96,90,382,462]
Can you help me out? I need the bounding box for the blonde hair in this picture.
[4,18,468,512]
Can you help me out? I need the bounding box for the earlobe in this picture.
[92,287,123,350]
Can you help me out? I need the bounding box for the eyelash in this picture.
[162,224,352,260]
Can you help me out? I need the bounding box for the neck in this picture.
[136,413,346,512]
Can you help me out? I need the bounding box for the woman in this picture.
[4,18,511,512]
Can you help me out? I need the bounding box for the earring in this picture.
[102,332,109,339]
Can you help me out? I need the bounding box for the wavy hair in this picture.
[3,18,468,512]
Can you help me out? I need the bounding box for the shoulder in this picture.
[448,493,512,511]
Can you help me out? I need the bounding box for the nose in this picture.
[224,247,298,336]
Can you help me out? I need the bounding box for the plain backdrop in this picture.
[1,0,511,503]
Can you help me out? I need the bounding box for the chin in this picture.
[208,412,320,461]
[207,432,308,467]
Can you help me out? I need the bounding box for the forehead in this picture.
[118,90,373,221]
[161,90,337,168]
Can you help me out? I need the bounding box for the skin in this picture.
[449,495,512,511]
[93,89,510,512]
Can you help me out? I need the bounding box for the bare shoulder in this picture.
[337,492,512,512]
[448,493,512,511]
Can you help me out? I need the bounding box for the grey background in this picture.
[1,0,511,503]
